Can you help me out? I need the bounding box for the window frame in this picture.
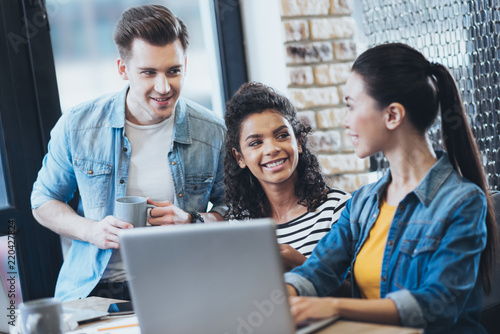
[0,0,64,300]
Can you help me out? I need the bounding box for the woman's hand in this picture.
[280,244,307,271]
[289,296,339,325]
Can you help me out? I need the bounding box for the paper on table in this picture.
[66,315,140,334]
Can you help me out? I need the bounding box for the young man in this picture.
[31,4,226,301]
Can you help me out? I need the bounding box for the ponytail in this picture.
[431,63,498,294]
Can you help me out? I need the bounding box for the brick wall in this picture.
[281,0,371,193]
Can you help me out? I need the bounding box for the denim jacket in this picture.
[285,151,487,333]
[31,86,227,301]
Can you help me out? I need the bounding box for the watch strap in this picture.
[189,212,204,224]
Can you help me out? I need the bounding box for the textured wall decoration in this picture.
[360,0,500,189]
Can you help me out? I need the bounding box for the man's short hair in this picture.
[113,4,189,61]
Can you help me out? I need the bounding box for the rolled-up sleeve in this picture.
[387,289,424,328]
[31,112,77,209]
[284,272,318,296]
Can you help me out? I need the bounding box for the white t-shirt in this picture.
[124,116,176,202]
[102,114,176,283]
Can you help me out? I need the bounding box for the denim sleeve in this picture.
[388,190,487,329]
[208,136,227,217]
[285,198,354,296]
[386,289,424,327]
[284,272,318,296]
[31,112,77,209]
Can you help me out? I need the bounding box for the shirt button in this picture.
[193,186,198,190]
[172,162,176,165]
[123,148,128,152]
[382,277,387,282]
[178,193,183,198]
[88,170,93,175]
[120,179,125,184]
[387,240,393,246]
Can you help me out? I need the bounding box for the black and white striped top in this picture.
[275,189,351,257]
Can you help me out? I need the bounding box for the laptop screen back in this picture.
[119,219,295,334]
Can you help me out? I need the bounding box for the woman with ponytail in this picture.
[285,43,497,333]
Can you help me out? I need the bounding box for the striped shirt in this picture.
[276,189,351,257]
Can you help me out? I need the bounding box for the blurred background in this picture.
[47,0,224,115]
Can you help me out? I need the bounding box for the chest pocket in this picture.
[184,174,213,211]
[400,237,441,257]
[394,236,441,290]
[74,158,113,208]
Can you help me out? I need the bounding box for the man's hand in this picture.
[32,200,134,249]
[85,216,133,249]
[147,199,191,225]
[289,296,339,325]
[280,244,307,271]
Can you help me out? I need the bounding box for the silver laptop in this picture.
[119,219,338,334]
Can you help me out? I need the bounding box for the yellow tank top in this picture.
[353,200,397,299]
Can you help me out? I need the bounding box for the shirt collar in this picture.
[110,86,192,144]
[109,85,129,128]
[370,150,453,206]
[171,98,192,144]
[412,150,453,205]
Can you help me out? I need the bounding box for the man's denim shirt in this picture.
[285,151,487,333]
[31,86,227,301]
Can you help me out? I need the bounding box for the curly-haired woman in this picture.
[224,82,351,271]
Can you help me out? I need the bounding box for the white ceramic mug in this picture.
[19,298,63,334]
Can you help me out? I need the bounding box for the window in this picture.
[0,0,64,300]
[47,0,225,116]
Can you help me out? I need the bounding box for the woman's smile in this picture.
[234,110,302,189]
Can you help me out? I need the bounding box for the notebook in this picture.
[119,219,338,334]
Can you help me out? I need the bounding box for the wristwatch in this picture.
[189,212,204,224]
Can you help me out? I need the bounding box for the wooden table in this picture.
[65,297,422,333]
[317,320,422,333]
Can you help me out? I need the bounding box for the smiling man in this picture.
[31,5,226,301]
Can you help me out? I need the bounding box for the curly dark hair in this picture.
[224,82,328,220]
